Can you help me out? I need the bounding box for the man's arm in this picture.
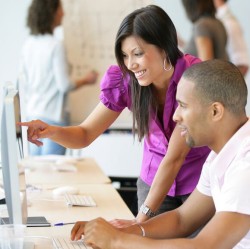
[112,210,250,249]
[71,190,213,246]
[79,189,250,248]
[120,190,249,249]
[134,189,215,239]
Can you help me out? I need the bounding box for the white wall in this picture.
[0,0,31,115]
[0,0,30,84]
[68,133,143,178]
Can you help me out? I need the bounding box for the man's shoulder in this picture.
[237,136,250,156]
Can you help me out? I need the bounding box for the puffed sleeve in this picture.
[99,65,131,112]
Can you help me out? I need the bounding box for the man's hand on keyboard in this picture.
[71,221,87,241]
[71,218,123,249]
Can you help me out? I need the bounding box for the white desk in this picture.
[0,158,134,248]
[2,184,134,248]
[25,158,111,185]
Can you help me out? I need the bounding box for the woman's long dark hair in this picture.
[115,5,182,141]
[27,0,60,35]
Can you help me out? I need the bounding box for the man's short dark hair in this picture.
[183,59,247,115]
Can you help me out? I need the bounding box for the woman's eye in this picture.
[135,52,143,56]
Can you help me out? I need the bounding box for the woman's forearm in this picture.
[49,125,90,148]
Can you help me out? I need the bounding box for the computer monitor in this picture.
[1,85,28,224]
[1,85,51,228]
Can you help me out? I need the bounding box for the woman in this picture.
[19,0,98,155]
[20,5,210,224]
[182,0,228,61]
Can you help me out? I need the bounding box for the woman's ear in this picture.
[162,50,167,59]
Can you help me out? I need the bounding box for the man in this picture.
[71,60,250,248]
[213,0,249,76]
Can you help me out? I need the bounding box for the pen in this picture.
[54,222,75,226]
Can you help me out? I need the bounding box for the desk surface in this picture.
[25,158,111,185]
[28,184,133,222]
[0,158,133,248]
[1,184,134,248]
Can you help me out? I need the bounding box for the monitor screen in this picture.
[1,85,28,224]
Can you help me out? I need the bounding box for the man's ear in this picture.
[211,102,224,121]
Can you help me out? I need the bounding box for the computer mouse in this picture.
[52,186,79,197]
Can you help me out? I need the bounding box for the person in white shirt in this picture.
[213,0,249,76]
[70,59,250,249]
[19,0,98,155]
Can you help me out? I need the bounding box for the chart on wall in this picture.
[61,0,153,127]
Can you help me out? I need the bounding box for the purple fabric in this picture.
[100,54,210,196]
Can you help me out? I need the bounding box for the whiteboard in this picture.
[61,0,153,127]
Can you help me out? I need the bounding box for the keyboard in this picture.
[64,194,96,207]
[52,236,90,249]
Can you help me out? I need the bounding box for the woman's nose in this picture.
[127,58,138,70]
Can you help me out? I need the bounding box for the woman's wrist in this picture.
[139,203,157,218]
[136,212,149,223]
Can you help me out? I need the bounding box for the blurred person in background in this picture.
[19,0,98,156]
[213,0,249,76]
[182,0,228,61]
